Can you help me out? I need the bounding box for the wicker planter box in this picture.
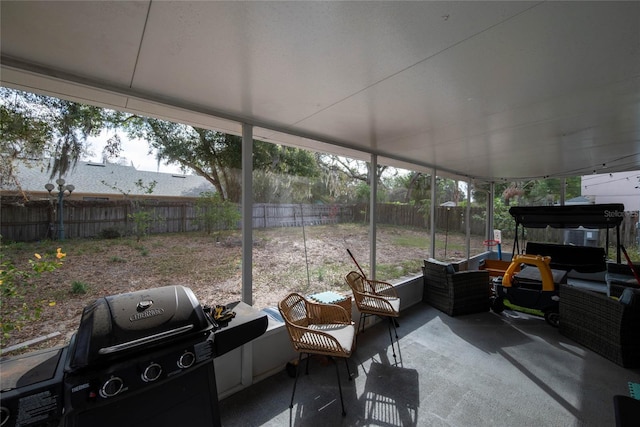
[423,259,490,316]
[559,284,640,368]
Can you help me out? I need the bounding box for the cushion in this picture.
[361,296,400,314]
[307,323,355,352]
[620,287,640,310]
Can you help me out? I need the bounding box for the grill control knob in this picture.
[141,362,163,382]
[100,376,124,398]
[1,406,10,427]
[177,351,195,369]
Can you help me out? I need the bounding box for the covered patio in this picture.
[2,1,638,277]
[219,302,637,426]
[2,1,639,426]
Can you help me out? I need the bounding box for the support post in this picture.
[487,182,495,243]
[466,180,471,262]
[241,124,253,305]
[370,154,377,280]
[430,169,437,260]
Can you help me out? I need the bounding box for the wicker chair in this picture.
[422,258,490,316]
[345,271,400,363]
[278,293,355,416]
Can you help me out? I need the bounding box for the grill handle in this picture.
[98,325,194,355]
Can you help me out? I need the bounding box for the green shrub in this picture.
[99,227,121,239]
[196,191,241,237]
[128,210,153,242]
[71,281,89,294]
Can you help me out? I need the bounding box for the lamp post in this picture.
[45,178,75,240]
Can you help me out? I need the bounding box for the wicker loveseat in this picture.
[422,258,490,316]
[559,284,640,368]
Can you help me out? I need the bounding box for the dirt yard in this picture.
[1,224,498,354]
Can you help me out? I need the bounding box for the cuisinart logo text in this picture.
[130,308,165,321]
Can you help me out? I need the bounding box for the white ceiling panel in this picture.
[1,1,150,86]
[1,1,639,181]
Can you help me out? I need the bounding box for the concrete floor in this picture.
[219,303,640,427]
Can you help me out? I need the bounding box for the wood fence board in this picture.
[1,200,637,247]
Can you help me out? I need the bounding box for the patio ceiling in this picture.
[1,1,639,182]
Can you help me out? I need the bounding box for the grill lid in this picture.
[69,285,212,369]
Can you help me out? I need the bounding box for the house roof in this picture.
[6,160,215,199]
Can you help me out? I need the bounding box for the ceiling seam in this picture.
[128,1,153,92]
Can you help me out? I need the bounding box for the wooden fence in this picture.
[0,200,357,241]
[1,199,638,248]
[0,200,202,241]
[352,204,488,235]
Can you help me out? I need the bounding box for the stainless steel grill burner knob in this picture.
[177,351,195,369]
[99,376,124,398]
[1,406,10,427]
[141,362,163,382]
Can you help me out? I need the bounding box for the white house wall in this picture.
[582,171,640,211]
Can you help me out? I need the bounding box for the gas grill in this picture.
[68,285,214,370]
[63,285,217,426]
[0,285,268,427]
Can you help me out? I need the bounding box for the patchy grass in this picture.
[1,224,493,352]
[392,234,430,249]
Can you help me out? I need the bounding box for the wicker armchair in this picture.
[559,284,640,368]
[278,293,355,416]
[422,258,490,316]
[345,271,400,363]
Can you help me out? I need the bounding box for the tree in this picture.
[251,143,323,203]
[472,181,505,206]
[500,177,582,206]
[402,172,432,203]
[315,154,390,203]
[0,87,120,189]
[0,96,51,198]
[124,117,319,202]
[2,88,323,203]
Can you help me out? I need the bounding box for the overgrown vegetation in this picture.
[0,244,66,344]
[196,191,241,237]
[0,225,491,351]
[101,178,159,242]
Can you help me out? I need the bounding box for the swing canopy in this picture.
[508,204,625,230]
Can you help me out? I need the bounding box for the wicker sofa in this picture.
[559,284,640,368]
[422,258,490,316]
